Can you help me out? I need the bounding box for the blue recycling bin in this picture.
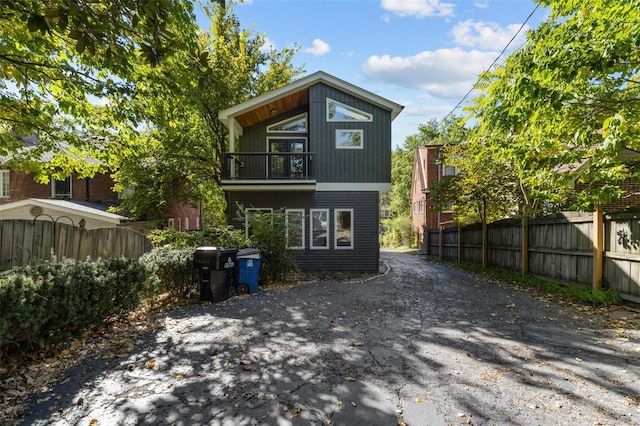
[236,248,261,294]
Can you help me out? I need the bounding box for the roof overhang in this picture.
[0,198,128,225]
[218,71,404,136]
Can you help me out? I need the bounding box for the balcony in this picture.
[221,152,316,191]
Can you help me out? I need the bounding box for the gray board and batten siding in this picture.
[239,83,392,184]
[228,191,380,272]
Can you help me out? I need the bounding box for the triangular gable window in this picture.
[267,113,307,133]
[327,98,372,122]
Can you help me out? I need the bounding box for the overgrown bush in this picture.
[380,216,415,248]
[147,225,248,249]
[139,248,196,297]
[245,210,298,283]
[0,257,148,350]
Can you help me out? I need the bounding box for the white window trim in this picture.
[245,208,273,238]
[267,113,308,133]
[326,98,373,122]
[334,208,354,250]
[184,217,189,231]
[310,208,330,250]
[51,175,72,199]
[167,218,175,229]
[0,170,9,198]
[335,129,363,149]
[285,208,305,250]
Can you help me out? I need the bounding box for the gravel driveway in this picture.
[20,250,640,425]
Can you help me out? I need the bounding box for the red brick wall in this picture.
[163,200,201,231]
[575,178,640,212]
[0,170,119,204]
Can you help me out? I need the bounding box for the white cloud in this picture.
[362,48,496,99]
[474,1,489,8]
[451,20,530,50]
[260,36,276,53]
[381,0,455,18]
[302,39,330,56]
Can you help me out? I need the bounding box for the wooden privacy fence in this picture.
[0,220,153,270]
[426,211,640,304]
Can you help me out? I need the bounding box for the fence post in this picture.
[457,224,462,262]
[438,226,443,259]
[592,204,604,291]
[522,216,529,275]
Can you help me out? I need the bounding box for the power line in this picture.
[440,3,540,124]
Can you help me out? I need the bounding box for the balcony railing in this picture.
[223,152,315,181]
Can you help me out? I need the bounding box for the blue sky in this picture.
[203,0,547,148]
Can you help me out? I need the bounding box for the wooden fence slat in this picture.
[0,220,152,269]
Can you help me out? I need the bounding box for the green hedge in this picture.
[139,248,196,297]
[0,257,149,349]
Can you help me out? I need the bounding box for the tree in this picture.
[466,0,640,215]
[113,0,303,222]
[1,0,199,178]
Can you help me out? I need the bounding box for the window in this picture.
[184,217,189,231]
[0,170,9,198]
[52,175,71,198]
[327,98,372,122]
[419,200,424,214]
[167,218,175,229]
[268,137,307,178]
[310,209,329,249]
[245,208,273,238]
[177,217,182,231]
[285,209,305,249]
[267,113,307,133]
[336,129,363,149]
[334,209,354,249]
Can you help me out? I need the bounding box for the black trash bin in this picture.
[193,247,238,302]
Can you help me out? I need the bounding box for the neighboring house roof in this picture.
[218,70,404,136]
[0,136,105,168]
[0,198,129,230]
[555,147,640,182]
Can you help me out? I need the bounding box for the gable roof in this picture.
[218,71,404,136]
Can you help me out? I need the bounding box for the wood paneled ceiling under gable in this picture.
[235,89,309,128]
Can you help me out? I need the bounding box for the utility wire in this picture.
[440,3,540,124]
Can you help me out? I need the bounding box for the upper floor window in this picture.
[327,98,372,122]
[52,175,71,199]
[0,170,9,198]
[336,129,363,149]
[267,113,307,133]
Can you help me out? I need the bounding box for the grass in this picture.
[427,256,621,307]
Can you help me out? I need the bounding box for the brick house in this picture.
[410,145,454,252]
[0,143,200,230]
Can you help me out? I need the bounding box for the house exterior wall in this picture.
[410,146,454,252]
[239,84,392,185]
[575,178,640,213]
[0,170,118,205]
[227,190,380,272]
[309,83,391,184]
[163,200,201,231]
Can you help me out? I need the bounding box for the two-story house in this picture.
[218,71,403,272]
[410,145,455,252]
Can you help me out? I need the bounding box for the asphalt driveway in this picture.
[20,250,640,425]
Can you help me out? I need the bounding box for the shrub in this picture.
[147,226,248,249]
[139,248,197,297]
[245,210,298,283]
[381,216,415,248]
[0,257,148,350]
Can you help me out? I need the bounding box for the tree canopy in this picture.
[443,0,640,222]
[1,0,199,178]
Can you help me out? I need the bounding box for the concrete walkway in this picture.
[21,251,640,425]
